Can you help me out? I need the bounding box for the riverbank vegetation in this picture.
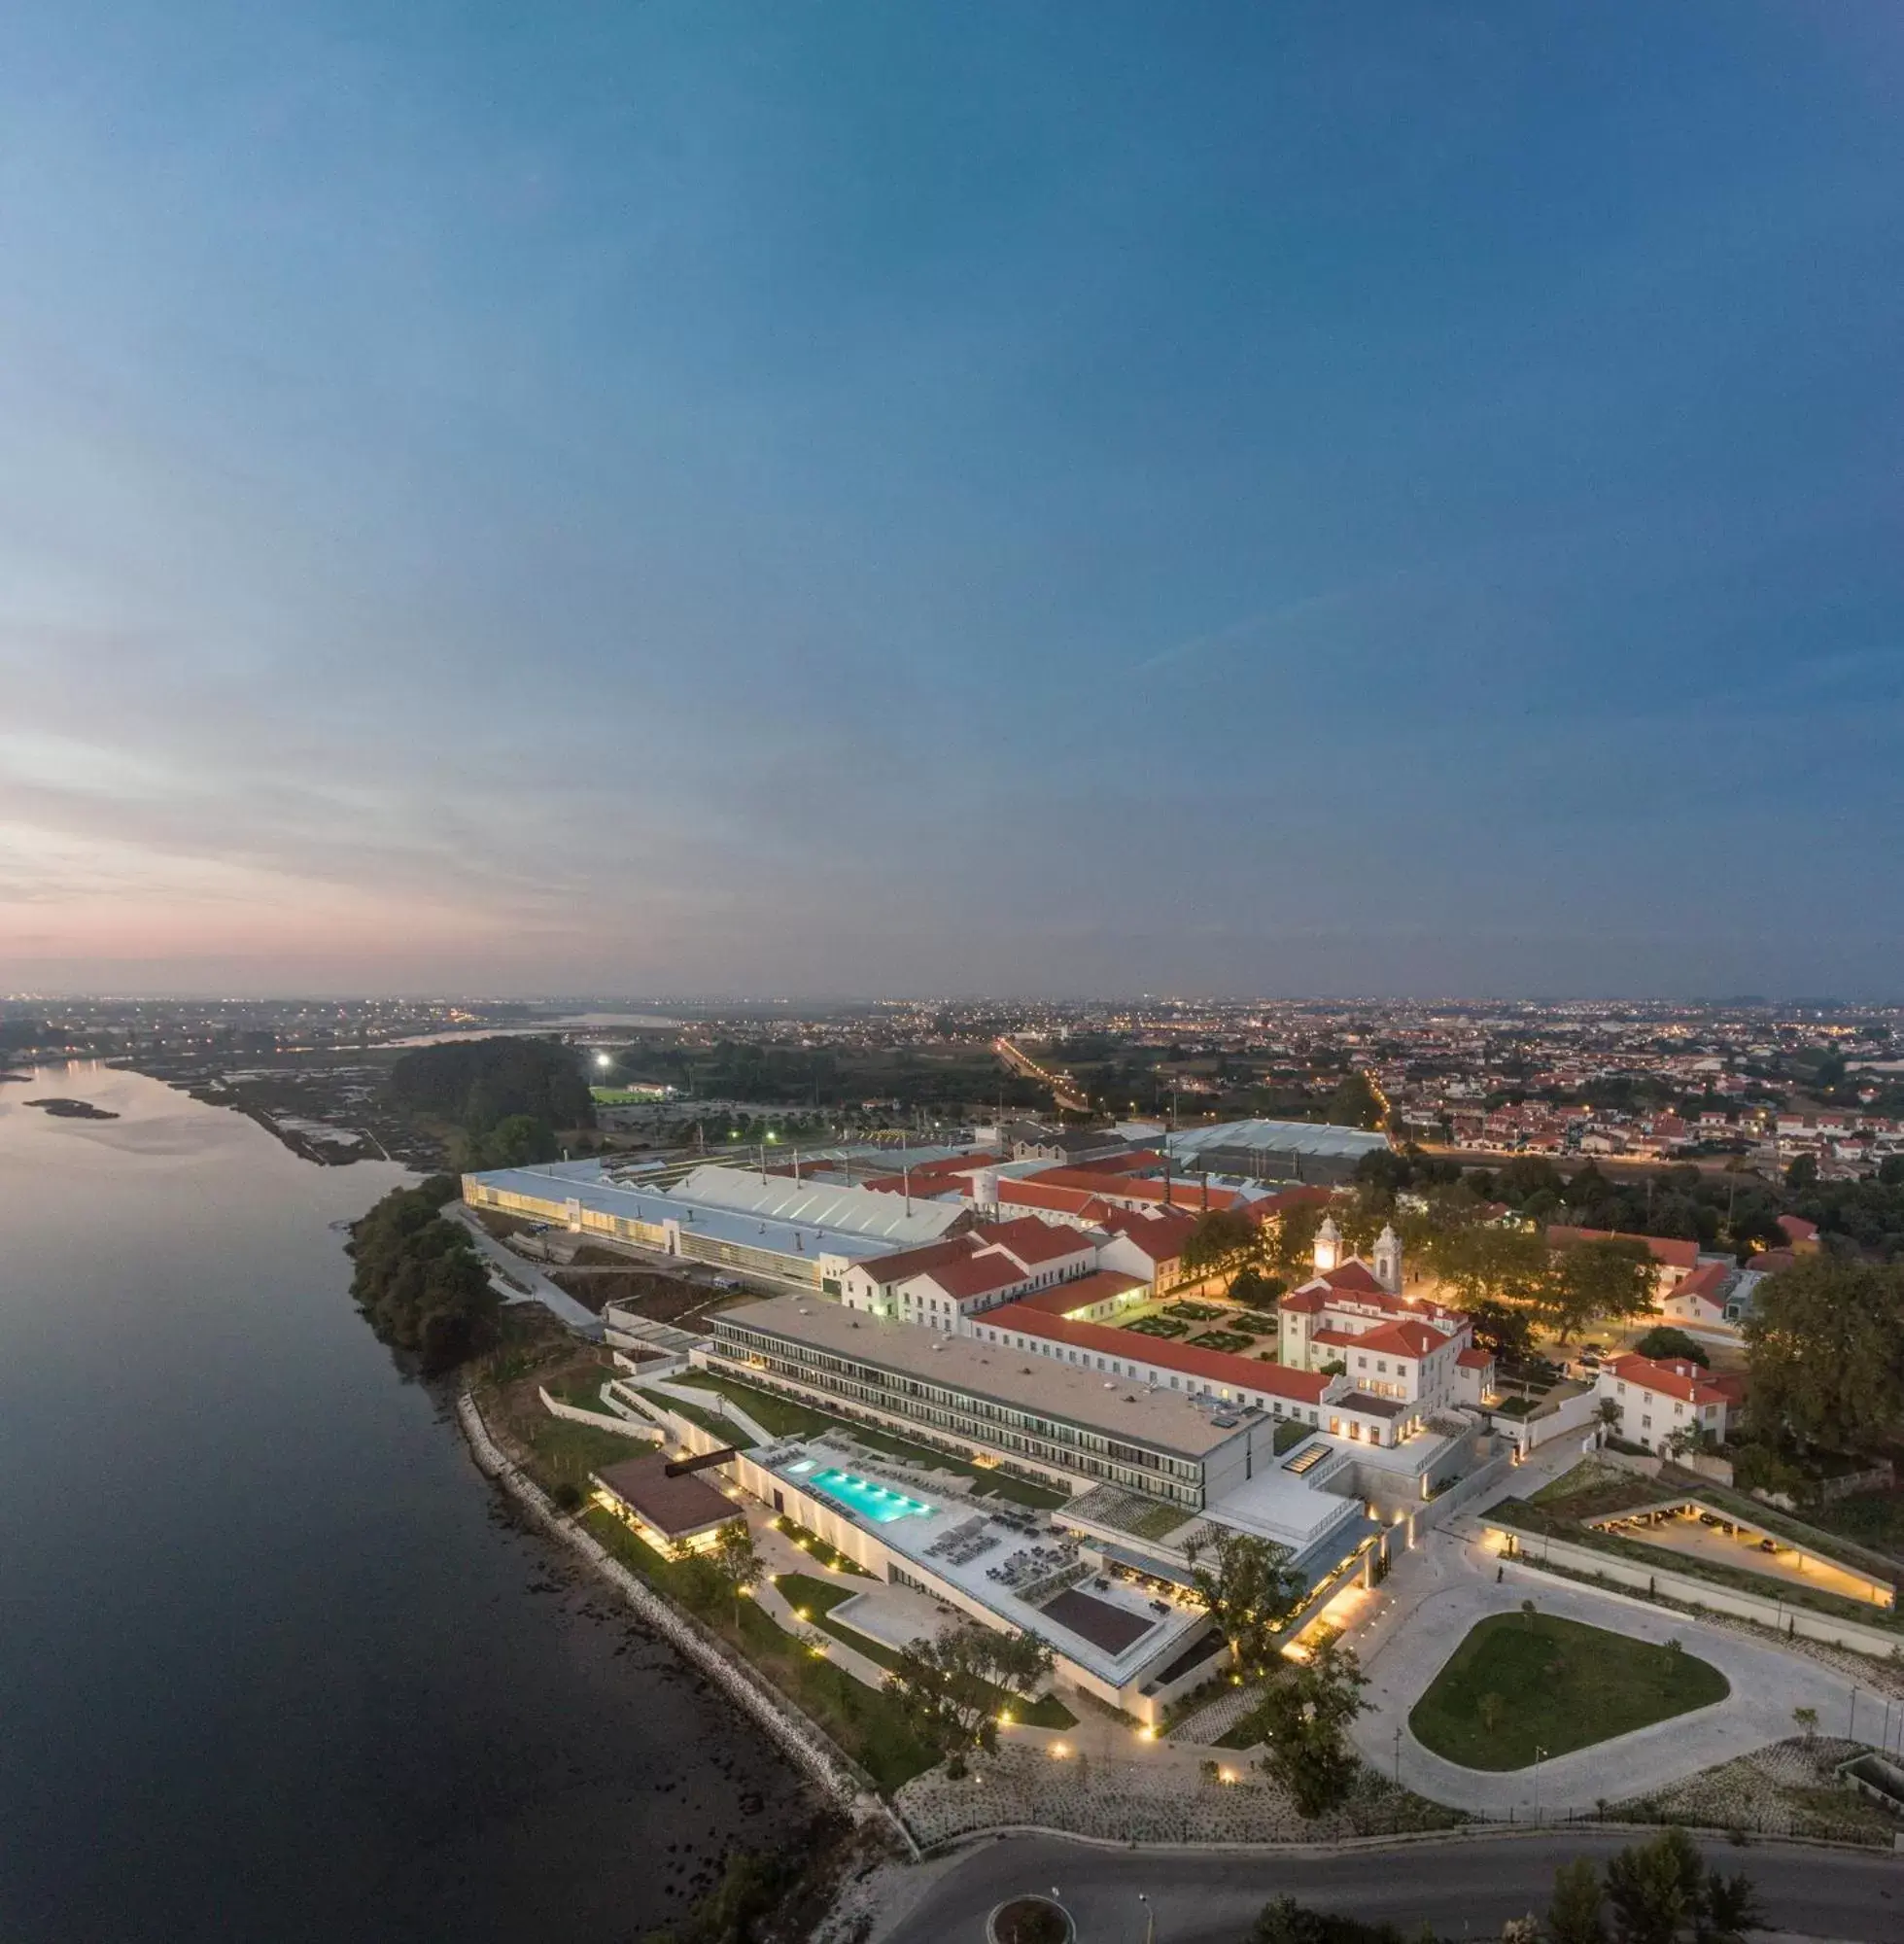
[348,1174,501,1372]
[387,1036,594,1167]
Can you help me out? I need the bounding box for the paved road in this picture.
[882,1831,1904,1943]
[1339,1527,1863,1817]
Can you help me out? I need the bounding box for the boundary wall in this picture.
[1488,1522,1904,1661]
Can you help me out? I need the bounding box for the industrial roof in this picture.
[671,1163,970,1246]
[1163,1119,1391,1163]
[467,1163,898,1263]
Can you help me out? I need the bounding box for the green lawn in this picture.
[580,1511,937,1792]
[776,1574,1075,1727]
[1408,1612,1729,1770]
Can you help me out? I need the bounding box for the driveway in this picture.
[1340,1531,1863,1816]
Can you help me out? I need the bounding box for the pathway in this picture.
[452,1208,604,1336]
[1337,1528,1862,1817]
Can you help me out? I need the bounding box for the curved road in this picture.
[882,1831,1903,1943]
[1345,1529,1869,1818]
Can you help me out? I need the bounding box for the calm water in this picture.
[0,1063,810,1942]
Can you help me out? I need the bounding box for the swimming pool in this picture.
[804,1468,935,1524]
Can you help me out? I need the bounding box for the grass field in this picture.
[1408,1611,1729,1770]
[579,1514,938,1791]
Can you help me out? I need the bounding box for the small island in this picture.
[24,1097,121,1120]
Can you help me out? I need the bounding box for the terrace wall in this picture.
[1487,1523,1904,1661]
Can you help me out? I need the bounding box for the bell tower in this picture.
[1373,1223,1402,1295]
[1312,1214,1342,1275]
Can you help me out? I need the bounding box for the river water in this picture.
[0,1062,811,1942]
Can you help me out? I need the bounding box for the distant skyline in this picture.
[3,4,1901,999]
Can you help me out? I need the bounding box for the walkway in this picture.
[1337,1529,1862,1817]
[452,1207,604,1336]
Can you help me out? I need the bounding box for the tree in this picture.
[460,1112,560,1169]
[1791,1705,1817,1742]
[707,1518,763,1625]
[1632,1326,1710,1367]
[1229,1266,1285,1309]
[1186,1529,1307,1680]
[1604,1827,1705,1944]
[347,1175,502,1372]
[1256,1629,1370,1817]
[1265,1203,1327,1280]
[1182,1207,1262,1279]
[887,1623,1054,1761]
[1251,1899,1403,1944]
[1547,1857,1607,1944]
[1785,1154,1819,1192]
[1745,1255,1904,1454]
[1697,1866,1764,1944]
[1325,1072,1386,1130]
[1539,1238,1657,1343]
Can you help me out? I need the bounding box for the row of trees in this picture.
[347,1174,502,1372]
[1251,1826,1759,1944]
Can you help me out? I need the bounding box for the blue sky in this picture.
[2,2,1900,997]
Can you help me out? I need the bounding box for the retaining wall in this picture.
[456,1392,917,1854]
[537,1386,663,1439]
[1488,1521,1904,1660]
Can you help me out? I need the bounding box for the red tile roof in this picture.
[1456,1346,1494,1371]
[1546,1226,1700,1271]
[1777,1214,1819,1245]
[975,1216,1095,1267]
[994,1179,1100,1217]
[923,1251,1032,1301]
[1005,1270,1148,1316]
[1245,1184,1334,1226]
[852,1236,980,1287]
[983,1302,1332,1406]
[1312,1319,1448,1360]
[1025,1165,1247,1212]
[1670,1262,1731,1306]
[1604,1353,1730,1407]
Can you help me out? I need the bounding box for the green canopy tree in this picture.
[1185,1528,1308,1681]
[1745,1254,1904,1454]
[707,1518,763,1625]
[1255,1628,1370,1817]
[887,1623,1054,1762]
[1181,1207,1262,1280]
[1537,1237,1657,1343]
[1546,1857,1606,1944]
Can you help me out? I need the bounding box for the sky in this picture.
[2,2,1901,1000]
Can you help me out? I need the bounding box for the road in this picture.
[450,1207,605,1337]
[995,1037,1088,1115]
[1340,1526,1865,1818]
[882,1831,1904,1943]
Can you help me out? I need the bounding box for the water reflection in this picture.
[0,1062,809,1943]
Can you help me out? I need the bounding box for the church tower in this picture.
[1373,1223,1403,1295]
[1312,1214,1342,1275]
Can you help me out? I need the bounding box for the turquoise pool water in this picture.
[806,1468,935,1523]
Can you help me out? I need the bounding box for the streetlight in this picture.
[1138,1892,1154,1944]
[1533,1746,1548,1822]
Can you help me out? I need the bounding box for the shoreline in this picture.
[453,1387,919,1859]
